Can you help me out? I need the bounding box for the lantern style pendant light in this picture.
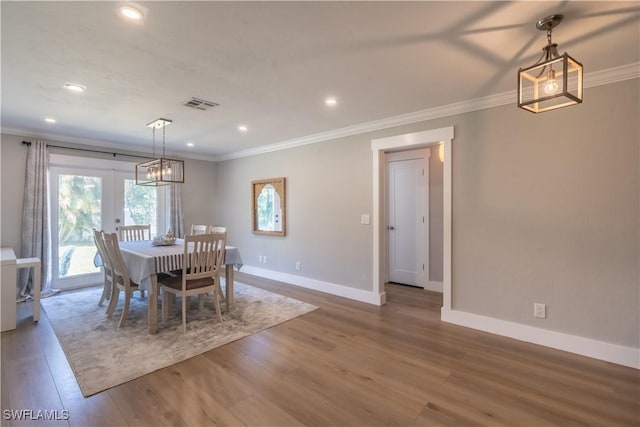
[135,118,185,186]
[518,14,583,113]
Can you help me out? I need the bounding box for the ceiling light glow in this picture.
[64,82,86,93]
[238,125,248,132]
[119,3,146,22]
[45,118,56,123]
[186,142,194,147]
[325,97,337,106]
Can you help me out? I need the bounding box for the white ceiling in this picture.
[2,1,639,161]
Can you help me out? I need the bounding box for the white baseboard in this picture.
[424,281,443,293]
[241,265,386,306]
[441,308,639,369]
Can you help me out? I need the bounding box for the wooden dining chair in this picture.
[102,232,142,328]
[160,231,227,333]
[117,224,151,241]
[190,224,209,235]
[93,229,113,307]
[209,226,226,233]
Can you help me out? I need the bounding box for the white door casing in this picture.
[49,154,166,289]
[371,126,453,308]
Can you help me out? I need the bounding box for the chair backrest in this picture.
[209,226,227,233]
[102,232,134,289]
[93,229,112,272]
[182,232,227,290]
[117,224,151,241]
[190,224,209,235]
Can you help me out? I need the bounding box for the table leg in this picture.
[225,264,234,309]
[33,266,40,323]
[148,274,158,334]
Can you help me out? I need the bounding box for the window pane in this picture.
[58,174,101,277]
[124,179,158,237]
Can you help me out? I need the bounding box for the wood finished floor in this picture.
[1,272,638,427]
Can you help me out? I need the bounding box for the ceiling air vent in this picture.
[181,97,219,111]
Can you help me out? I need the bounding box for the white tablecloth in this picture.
[115,239,242,291]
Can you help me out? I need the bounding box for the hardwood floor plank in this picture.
[1,328,68,426]
[107,378,188,427]
[137,367,245,427]
[2,274,638,426]
[161,355,253,409]
[245,366,371,426]
[29,305,127,427]
[228,395,303,427]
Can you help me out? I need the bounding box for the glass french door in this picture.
[50,156,165,289]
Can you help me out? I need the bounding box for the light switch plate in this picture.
[360,214,370,225]
[534,303,546,319]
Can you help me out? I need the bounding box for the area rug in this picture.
[40,282,317,397]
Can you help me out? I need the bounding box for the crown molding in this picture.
[214,62,640,162]
[6,63,637,164]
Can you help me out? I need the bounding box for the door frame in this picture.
[49,153,167,289]
[385,148,430,288]
[371,126,453,310]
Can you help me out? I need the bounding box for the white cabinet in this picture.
[1,247,17,332]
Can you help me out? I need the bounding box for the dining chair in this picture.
[102,232,142,328]
[160,231,227,333]
[117,224,151,241]
[209,226,227,233]
[190,224,209,235]
[93,229,113,307]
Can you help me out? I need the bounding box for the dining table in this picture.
[117,239,243,334]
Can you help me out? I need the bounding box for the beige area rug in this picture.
[40,282,317,397]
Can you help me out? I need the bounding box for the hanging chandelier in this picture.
[135,118,185,186]
[518,14,583,113]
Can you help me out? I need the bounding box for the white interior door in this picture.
[49,155,164,290]
[386,149,429,287]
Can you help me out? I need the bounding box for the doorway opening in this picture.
[371,126,453,310]
[49,154,167,290]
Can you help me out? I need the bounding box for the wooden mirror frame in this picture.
[252,177,286,236]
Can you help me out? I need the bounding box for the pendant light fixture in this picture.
[135,118,185,186]
[518,14,583,113]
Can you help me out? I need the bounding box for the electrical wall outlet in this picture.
[534,303,546,319]
[295,261,301,271]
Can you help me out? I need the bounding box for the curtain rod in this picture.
[22,141,154,160]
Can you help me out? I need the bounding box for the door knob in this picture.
[387,225,395,230]
[115,218,121,224]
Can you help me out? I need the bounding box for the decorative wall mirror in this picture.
[252,177,286,236]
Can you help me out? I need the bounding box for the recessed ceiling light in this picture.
[64,82,86,93]
[45,118,56,123]
[325,97,338,107]
[238,125,248,132]
[186,142,194,148]
[119,3,146,22]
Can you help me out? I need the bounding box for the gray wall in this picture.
[2,78,637,349]
[179,158,218,233]
[429,147,443,282]
[452,79,639,347]
[214,135,374,290]
[214,78,639,348]
[0,134,28,251]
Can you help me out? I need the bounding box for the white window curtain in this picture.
[169,183,184,238]
[19,141,54,299]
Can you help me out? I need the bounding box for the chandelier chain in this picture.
[152,127,157,157]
